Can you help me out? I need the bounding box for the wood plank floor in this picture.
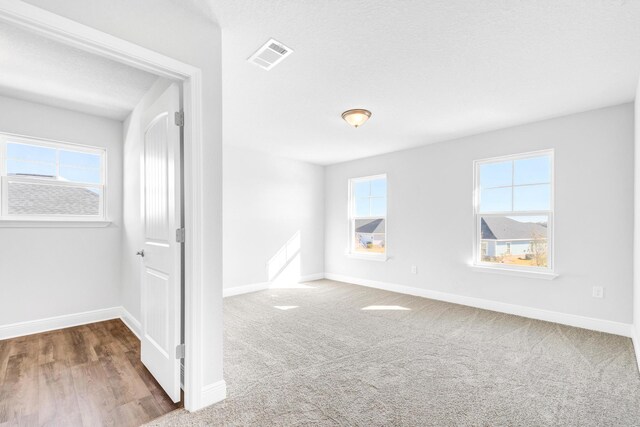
[0,319,181,427]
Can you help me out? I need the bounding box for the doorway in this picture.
[0,0,218,414]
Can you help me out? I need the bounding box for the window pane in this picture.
[59,150,101,169]
[7,143,56,163]
[479,161,512,188]
[59,166,101,184]
[513,184,550,211]
[370,178,387,197]
[479,187,511,212]
[7,181,101,216]
[355,198,370,216]
[354,218,385,254]
[479,215,549,267]
[7,159,56,177]
[353,181,370,198]
[370,197,386,216]
[514,156,550,185]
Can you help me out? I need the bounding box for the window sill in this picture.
[346,252,388,262]
[0,220,112,228]
[470,265,558,280]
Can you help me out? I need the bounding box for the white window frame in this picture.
[0,133,107,224]
[472,149,556,278]
[347,174,388,261]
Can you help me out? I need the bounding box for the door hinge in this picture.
[174,111,184,127]
[176,344,185,359]
[176,228,185,243]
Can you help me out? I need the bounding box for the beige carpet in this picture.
[147,279,640,426]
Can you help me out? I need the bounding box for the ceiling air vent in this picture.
[248,38,293,71]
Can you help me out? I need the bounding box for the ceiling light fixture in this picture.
[342,109,371,128]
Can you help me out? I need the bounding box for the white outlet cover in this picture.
[592,287,604,298]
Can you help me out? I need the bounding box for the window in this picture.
[348,174,387,259]
[474,150,553,272]
[0,134,106,221]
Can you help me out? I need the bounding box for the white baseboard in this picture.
[632,326,640,372]
[223,273,325,298]
[324,273,634,338]
[299,273,325,282]
[201,380,227,407]
[0,306,143,341]
[223,282,270,298]
[120,306,142,339]
[0,306,122,340]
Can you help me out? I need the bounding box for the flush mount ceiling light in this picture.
[342,109,372,128]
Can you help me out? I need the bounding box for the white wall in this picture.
[24,0,225,389]
[223,145,324,290]
[326,103,634,324]
[0,95,123,325]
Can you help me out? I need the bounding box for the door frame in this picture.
[0,1,212,411]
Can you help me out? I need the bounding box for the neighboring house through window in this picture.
[474,150,553,272]
[349,174,387,259]
[0,134,106,221]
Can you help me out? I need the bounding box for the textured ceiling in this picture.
[0,21,158,121]
[202,0,640,165]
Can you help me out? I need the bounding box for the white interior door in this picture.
[140,83,182,403]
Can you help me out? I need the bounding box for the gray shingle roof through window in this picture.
[481,216,547,240]
[8,182,100,216]
[355,218,385,233]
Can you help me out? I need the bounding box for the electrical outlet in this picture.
[411,265,417,274]
[592,286,604,299]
